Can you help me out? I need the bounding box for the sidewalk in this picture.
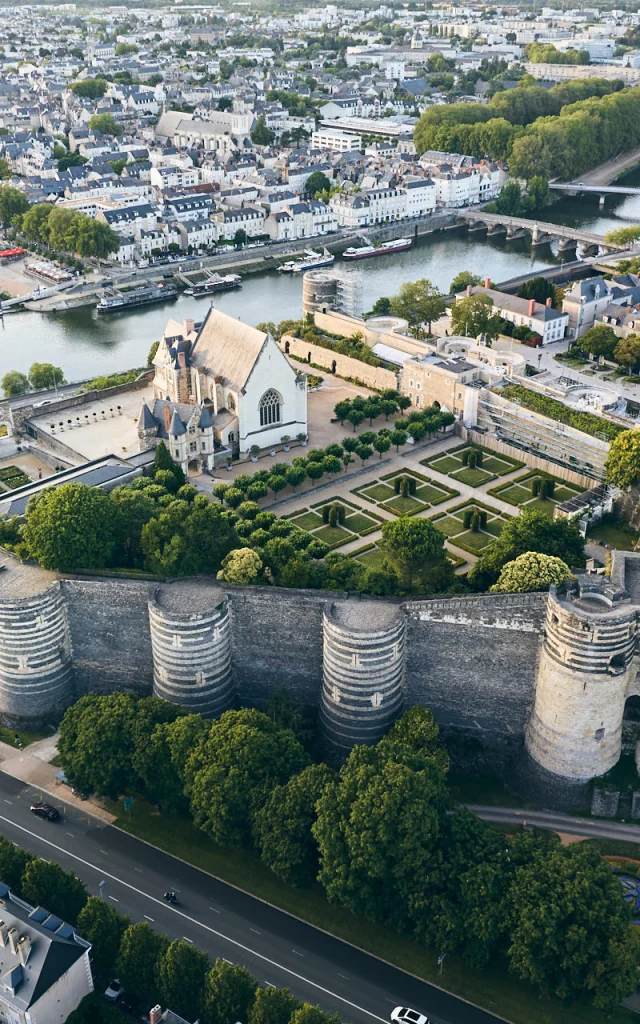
[0,736,115,823]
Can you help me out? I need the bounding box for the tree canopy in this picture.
[451,293,503,343]
[23,483,117,572]
[490,551,574,593]
[605,429,640,489]
[390,278,445,338]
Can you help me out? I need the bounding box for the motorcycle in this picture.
[163,891,178,905]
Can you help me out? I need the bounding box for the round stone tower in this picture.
[526,578,638,793]
[0,555,74,724]
[302,271,338,316]
[320,599,405,756]
[149,578,235,717]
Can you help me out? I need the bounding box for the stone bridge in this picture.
[456,209,620,256]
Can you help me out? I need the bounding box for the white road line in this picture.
[338,974,350,980]
[3,800,11,805]
[0,813,389,1024]
[223,958,233,965]
[144,915,154,922]
[99,849,109,855]
[209,906,220,913]
[66,832,74,838]
[292,950,304,957]
[266,981,276,988]
[250,927,261,935]
[108,895,119,902]
[134,867,142,872]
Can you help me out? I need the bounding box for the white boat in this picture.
[292,248,335,273]
[342,236,412,261]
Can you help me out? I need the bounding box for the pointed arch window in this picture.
[259,389,282,427]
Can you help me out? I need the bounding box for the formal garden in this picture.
[488,469,584,516]
[283,496,384,549]
[352,468,458,517]
[429,498,512,556]
[352,540,466,570]
[422,443,524,487]
[0,465,30,493]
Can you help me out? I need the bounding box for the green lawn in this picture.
[344,512,378,533]
[431,514,465,537]
[588,521,639,551]
[497,484,532,505]
[522,497,556,517]
[381,494,425,514]
[1,726,54,749]
[451,466,494,487]
[354,547,387,568]
[415,483,449,504]
[290,510,323,530]
[360,482,395,502]
[427,454,461,474]
[105,797,638,1024]
[490,472,583,511]
[455,529,493,551]
[313,524,354,546]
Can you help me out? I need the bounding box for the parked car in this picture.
[104,979,123,1002]
[391,1008,430,1024]
[29,802,59,822]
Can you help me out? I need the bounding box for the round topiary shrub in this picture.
[470,511,481,532]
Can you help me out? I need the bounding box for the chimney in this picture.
[149,1006,163,1024]
[528,298,535,316]
[466,285,472,297]
[484,277,491,289]
[0,921,8,947]
[546,297,552,307]
[8,929,18,955]
[184,318,194,334]
[17,936,31,966]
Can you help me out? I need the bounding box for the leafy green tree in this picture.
[58,692,139,799]
[217,546,263,584]
[389,429,407,451]
[451,293,503,343]
[524,175,550,210]
[449,270,482,294]
[88,113,123,136]
[605,225,640,247]
[0,158,10,180]
[305,171,331,197]
[158,939,209,1022]
[605,429,640,489]
[495,180,522,215]
[21,202,53,241]
[110,486,159,568]
[141,500,238,576]
[0,836,33,891]
[468,508,585,591]
[253,763,334,886]
[379,517,453,594]
[378,706,450,774]
[147,340,160,366]
[490,551,573,593]
[138,713,210,809]
[249,985,300,1024]
[507,842,639,1007]
[24,483,116,572]
[28,362,66,389]
[614,333,640,373]
[76,897,129,977]
[57,153,88,172]
[1,371,30,396]
[290,1006,342,1024]
[368,296,391,316]
[251,115,275,146]
[582,324,618,360]
[373,434,391,458]
[390,278,445,338]
[187,708,309,847]
[71,78,108,98]
[203,960,257,1024]
[347,408,365,431]
[117,922,168,1006]
[314,743,448,929]
[21,859,87,924]
[0,185,29,227]
[517,277,555,306]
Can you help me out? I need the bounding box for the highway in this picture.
[0,772,505,1024]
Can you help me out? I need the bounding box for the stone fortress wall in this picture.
[2,548,640,807]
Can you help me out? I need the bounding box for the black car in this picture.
[29,802,59,822]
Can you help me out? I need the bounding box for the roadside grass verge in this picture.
[106,797,637,1024]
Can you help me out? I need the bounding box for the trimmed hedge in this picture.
[499,383,623,441]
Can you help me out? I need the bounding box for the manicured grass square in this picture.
[522,497,556,517]
[483,518,505,538]
[344,512,378,533]
[313,524,354,546]
[382,494,424,514]
[496,483,531,505]
[354,547,387,568]
[431,514,465,538]
[455,529,493,551]
[426,455,461,474]
[482,455,511,475]
[451,466,494,487]
[555,484,581,502]
[361,482,395,502]
[416,483,448,504]
[290,510,323,530]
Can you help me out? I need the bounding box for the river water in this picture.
[2,168,640,383]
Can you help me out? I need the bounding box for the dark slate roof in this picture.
[169,410,186,436]
[137,402,156,431]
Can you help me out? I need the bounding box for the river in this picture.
[2,171,640,383]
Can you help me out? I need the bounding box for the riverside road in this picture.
[0,772,503,1024]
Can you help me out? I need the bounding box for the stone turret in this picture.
[148,578,235,717]
[168,410,188,476]
[525,575,638,802]
[137,402,157,452]
[320,598,405,756]
[197,404,215,472]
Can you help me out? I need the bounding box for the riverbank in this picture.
[573,144,640,187]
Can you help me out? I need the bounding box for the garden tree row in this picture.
[1,362,66,397]
[483,176,550,218]
[18,201,121,258]
[57,697,638,1010]
[412,79,638,178]
[575,323,640,374]
[272,316,393,370]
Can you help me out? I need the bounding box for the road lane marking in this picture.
[183,936,193,943]
[108,895,118,902]
[3,800,11,805]
[338,974,349,980]
[250,927,261,935]
[100,849,109,855]
[66,832,74,838]
[144,915,154,922]
[134,867,142,872]
[209,906,220,913]
[266,981,276,988]
[292,950,304,957]
[0,813,390,1024]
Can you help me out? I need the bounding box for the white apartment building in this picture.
[213,205,266,240]
[312,128,362,152]
[366,186,406,223]
[264,199,337,241]
[150,165,200,195]
[330,191,371,228]
[429,164,501,208]
[464,285,568,345]
[403,177,437,217]
[177,217,218,250]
